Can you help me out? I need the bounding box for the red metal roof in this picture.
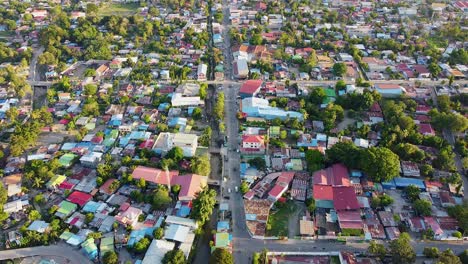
[332,186,360,211]
[242,135,265,144]
[67,191,92,207]
[239,80,263,95]
[313,185,333,200]
[313,163,350,186]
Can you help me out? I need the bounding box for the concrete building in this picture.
[154,132,198,157]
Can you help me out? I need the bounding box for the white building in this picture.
[142,239,175,264]
[154,132,198,157]
[171,93,204,107]
[234,58,249,79]
[197,64,207,81]
[80,152,103,168]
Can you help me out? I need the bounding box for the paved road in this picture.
[0,244,92,264]
[28,46,44,83]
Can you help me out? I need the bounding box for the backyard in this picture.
[99,3,140,17]
[266,201,300,237]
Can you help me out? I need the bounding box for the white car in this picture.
[235,186,238,192]
[228,188,231,193]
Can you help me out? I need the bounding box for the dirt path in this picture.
[287,202,305,239]
[336,111,356,131]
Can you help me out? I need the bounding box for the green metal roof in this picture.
[59,153,77,167]
[46,175,66,188]
[58,201,77,215]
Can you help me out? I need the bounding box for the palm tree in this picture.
[32,178,44,188]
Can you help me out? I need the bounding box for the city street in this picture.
[0,244,92,264]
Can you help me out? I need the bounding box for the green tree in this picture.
[28,210,41,221]
[305,149,325,173]
[153,227,164,239]
[413,199,432,216]
[332,63,347,77]
[447,201,468,235]
[405,185,421,202]
[86,3,99,14]
[436,249,462,264]
[171,184,181,195]
[192,107,202,120]
[209,248,234,264]
[326,141,362,169]
[371,194,394,208]
[248,157,266,171]
[199,84,208,99]
[452,231,462,239]
[152,186,172,210]
[162,249,187,264]
[279,130,287,139]
[240,181,250,195]
[361,147,400,182]
[191,187,217,226]
[368,240,387,260]
[166,147,184,162]
[85,213,94,224]
[83,84,98,96]
[133,237,151,253]
[389,233,416,264]
[214,92,225,120]
[191,155,211,176]
[423,247,439,258]
[103,251,119,264]
[305,198,316,213]
[428,62,441,78]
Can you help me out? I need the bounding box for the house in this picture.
[401,161,420,177]
[131,166,179,186]
[131,167,206,200]
[197,64,207,81]
[55,201,78,219]
[81,238,98,260]
[173,174,208,201]
[67,191,93,207]
[239,80,262,98]
[418,123,435,136]
[3,174,22,197]
[362,57,388,73]
[241,135,266,153]
[333,186,360,211]
[115,206,143,227]
[267,171,295,201]
[27,220,49,233]
[141,240,175,264]
[154,132,198,157]
[234,58,249,78]
[423,217,444,239]
[241,97,303,121]
[171,93,204,107]
[337,211,364,233]
[374,83,406,97]
[80,152,103,168]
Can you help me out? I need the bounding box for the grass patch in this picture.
[427,36,448,49]
[266,201,296,237]
[99,3,140,17]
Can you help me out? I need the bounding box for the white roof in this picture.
[142,239,175,264]
[165,215,198,229]
[171,93,203,107]
[164,224,190,242]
